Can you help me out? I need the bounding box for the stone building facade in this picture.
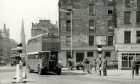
[31,20,58,37]
[115,0,140,69]
[59,0,116,67]
[0,24,17,63]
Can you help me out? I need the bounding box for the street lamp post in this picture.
[70,10,73,58]
[97,45,102,75]
[97,45,107,76]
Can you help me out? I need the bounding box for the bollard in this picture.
[13,60,27,83]
[15,60,23,83]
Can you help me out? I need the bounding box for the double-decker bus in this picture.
[26,33,61,75]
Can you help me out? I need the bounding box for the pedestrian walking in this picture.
[131,56,136,78]
[83,59,90,73]
[93,59,97,72]
[71,59,74,70]
[68,59,71,70]
[102,56,107,76]
[58,59,63,68]
[135,58,139,76]
[98,58,102,75]
[68,58,73,70]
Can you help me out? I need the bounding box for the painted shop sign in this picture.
[96,36,106,45]
[72,34,88,46]
[115,44,140,51]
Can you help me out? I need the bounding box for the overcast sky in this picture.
[0,0,59,43]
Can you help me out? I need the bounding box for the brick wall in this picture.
[116,0,140,28]
[59,0,115,48]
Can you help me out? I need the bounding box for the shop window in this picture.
[124,11,131,24]
[121,53,140,68]
[136,11,140,24]
[128,53,135,67]
[122,54,128,68]
[125,0,130,7]
[108,36,113,46]
[136,31,140,43]
[105,52,111,57]
[66,51,71,58]
[76,52,84,63]
[89,36,94,46]
[66,36,71,46]
[136,53,140,66]
[87,52,94,57]
[122,55,128,60]
[136,53,140,62]
[124,31,131,44]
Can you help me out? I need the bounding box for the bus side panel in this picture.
[27,59,33,70]
[27,42,42,53]
[42,42,60,51]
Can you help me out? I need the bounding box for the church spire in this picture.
[2,23,9,39]
[20,19,26,51]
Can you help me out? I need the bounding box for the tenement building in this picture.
[59,0,116,67]
[115,0,140,69]
[31,20,58,37]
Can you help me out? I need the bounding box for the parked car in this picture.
[76,61,84,70]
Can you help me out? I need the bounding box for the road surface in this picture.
[0,66,140,84]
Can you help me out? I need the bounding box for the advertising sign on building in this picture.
[73,34,88,46]
[115,44,140,52]
[96,36,106,45]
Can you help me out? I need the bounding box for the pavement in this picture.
[0,65,16,73]
[0,66,140,84]
[62,68,140,80]
[1,66,140,80]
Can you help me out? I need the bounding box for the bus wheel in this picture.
[38,66,43,75]
[57,68,61,75]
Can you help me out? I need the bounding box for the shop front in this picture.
[60,46,114,68]
[116,44,140,70]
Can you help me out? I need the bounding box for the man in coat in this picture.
[102,56,107,76]
[131,56,136,78]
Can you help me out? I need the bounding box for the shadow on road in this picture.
[29,71,86,76]
[61,71,86,75]
[12,80,36,84]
